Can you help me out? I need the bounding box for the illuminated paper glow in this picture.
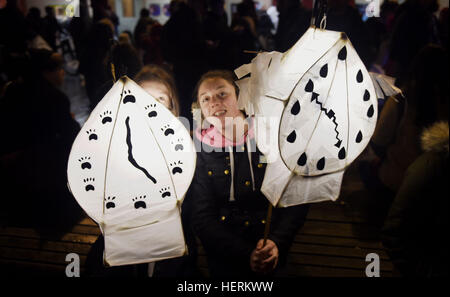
[67,76,196,266]
[235,27,378,206]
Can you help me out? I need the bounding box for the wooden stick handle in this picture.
[262,203,273,247]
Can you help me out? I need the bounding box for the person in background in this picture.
[382,120,449,277]
[386,0,441,85]
[42,5,62,51]
[78,19,114,110]
[359,45,449,229]
[381,69,449,276]
[135,64,180,116]
[275,0,310,52]
[0,49,82,236]
[161,0,207,125]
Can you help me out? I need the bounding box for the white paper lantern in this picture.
[67,76,196,266]
[235,27,377,206]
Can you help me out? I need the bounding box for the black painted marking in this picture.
[287,130,297,143]
[81,162,91,170]
[356,131,363,143]
[100,111,112,124]
[356,70,363,83]
[291,100,301,115]
[123,94,136,104]
[134,201,146,209]
[102,117,112,124]
[79,157,91,169]
[320,64,328,78]
[338,46,347,60]
[317,157,325,170]
[164,128,175,136]
[148,111,157,118]
[160,188,171,198]
[363,89,370,101]
[105,196,115,209]
[133,196,147,209]
[268,57,272,69]
[305,79,314,93]
[297,152,307,166]
[175,144,184,151]
[172,167,183,174]
[87,129,98,141]
[83,178,95,192]
[367,105,374,118]
[310,92,342,148]
[125,117,157,184]
[338,147,346,159]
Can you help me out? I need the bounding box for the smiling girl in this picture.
[189,70,309,277]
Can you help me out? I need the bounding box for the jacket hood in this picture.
[420,121,449,154]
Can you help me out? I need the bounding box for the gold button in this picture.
[244,221,249,227]
[207,171,213,176]
[257,163,263,168]
[221,216,226,221]
[245,181,251,186]
[261,219,266,224]
[224,169,229,175]
[226,156,230,160]
[241,146,245,151]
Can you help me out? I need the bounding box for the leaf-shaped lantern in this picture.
[67,77,196,266]
[235,27,377,206]
[278,28,377,176]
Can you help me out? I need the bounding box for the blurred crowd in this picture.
[0,0,448,277]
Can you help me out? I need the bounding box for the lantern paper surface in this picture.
[67,77,196,266]
[235,27,377,206]
[369,72,403,100]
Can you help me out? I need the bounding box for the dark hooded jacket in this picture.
[188,121,309,277]
[382,121,449,277]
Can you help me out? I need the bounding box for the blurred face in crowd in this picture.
[43,53,65,87]
[140,80,172,111]
[198,77,243,131]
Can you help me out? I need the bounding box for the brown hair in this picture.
[135,64,180,116]
[193,70,239,103]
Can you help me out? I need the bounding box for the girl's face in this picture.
[140,81,171,111]
[198,77,242,129]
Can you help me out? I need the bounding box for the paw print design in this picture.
[145,104,158,118]
[133,195,147,209]
[161,124,175,136]
[122,90,136,104]
[100,110,113,124]
[171,138,184,151]
[83,178,95,192]
[78,156,91,170]
[86,129,98,141]
[169,160,183,175]
[159,187,171,198]
[104,196,116,209]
